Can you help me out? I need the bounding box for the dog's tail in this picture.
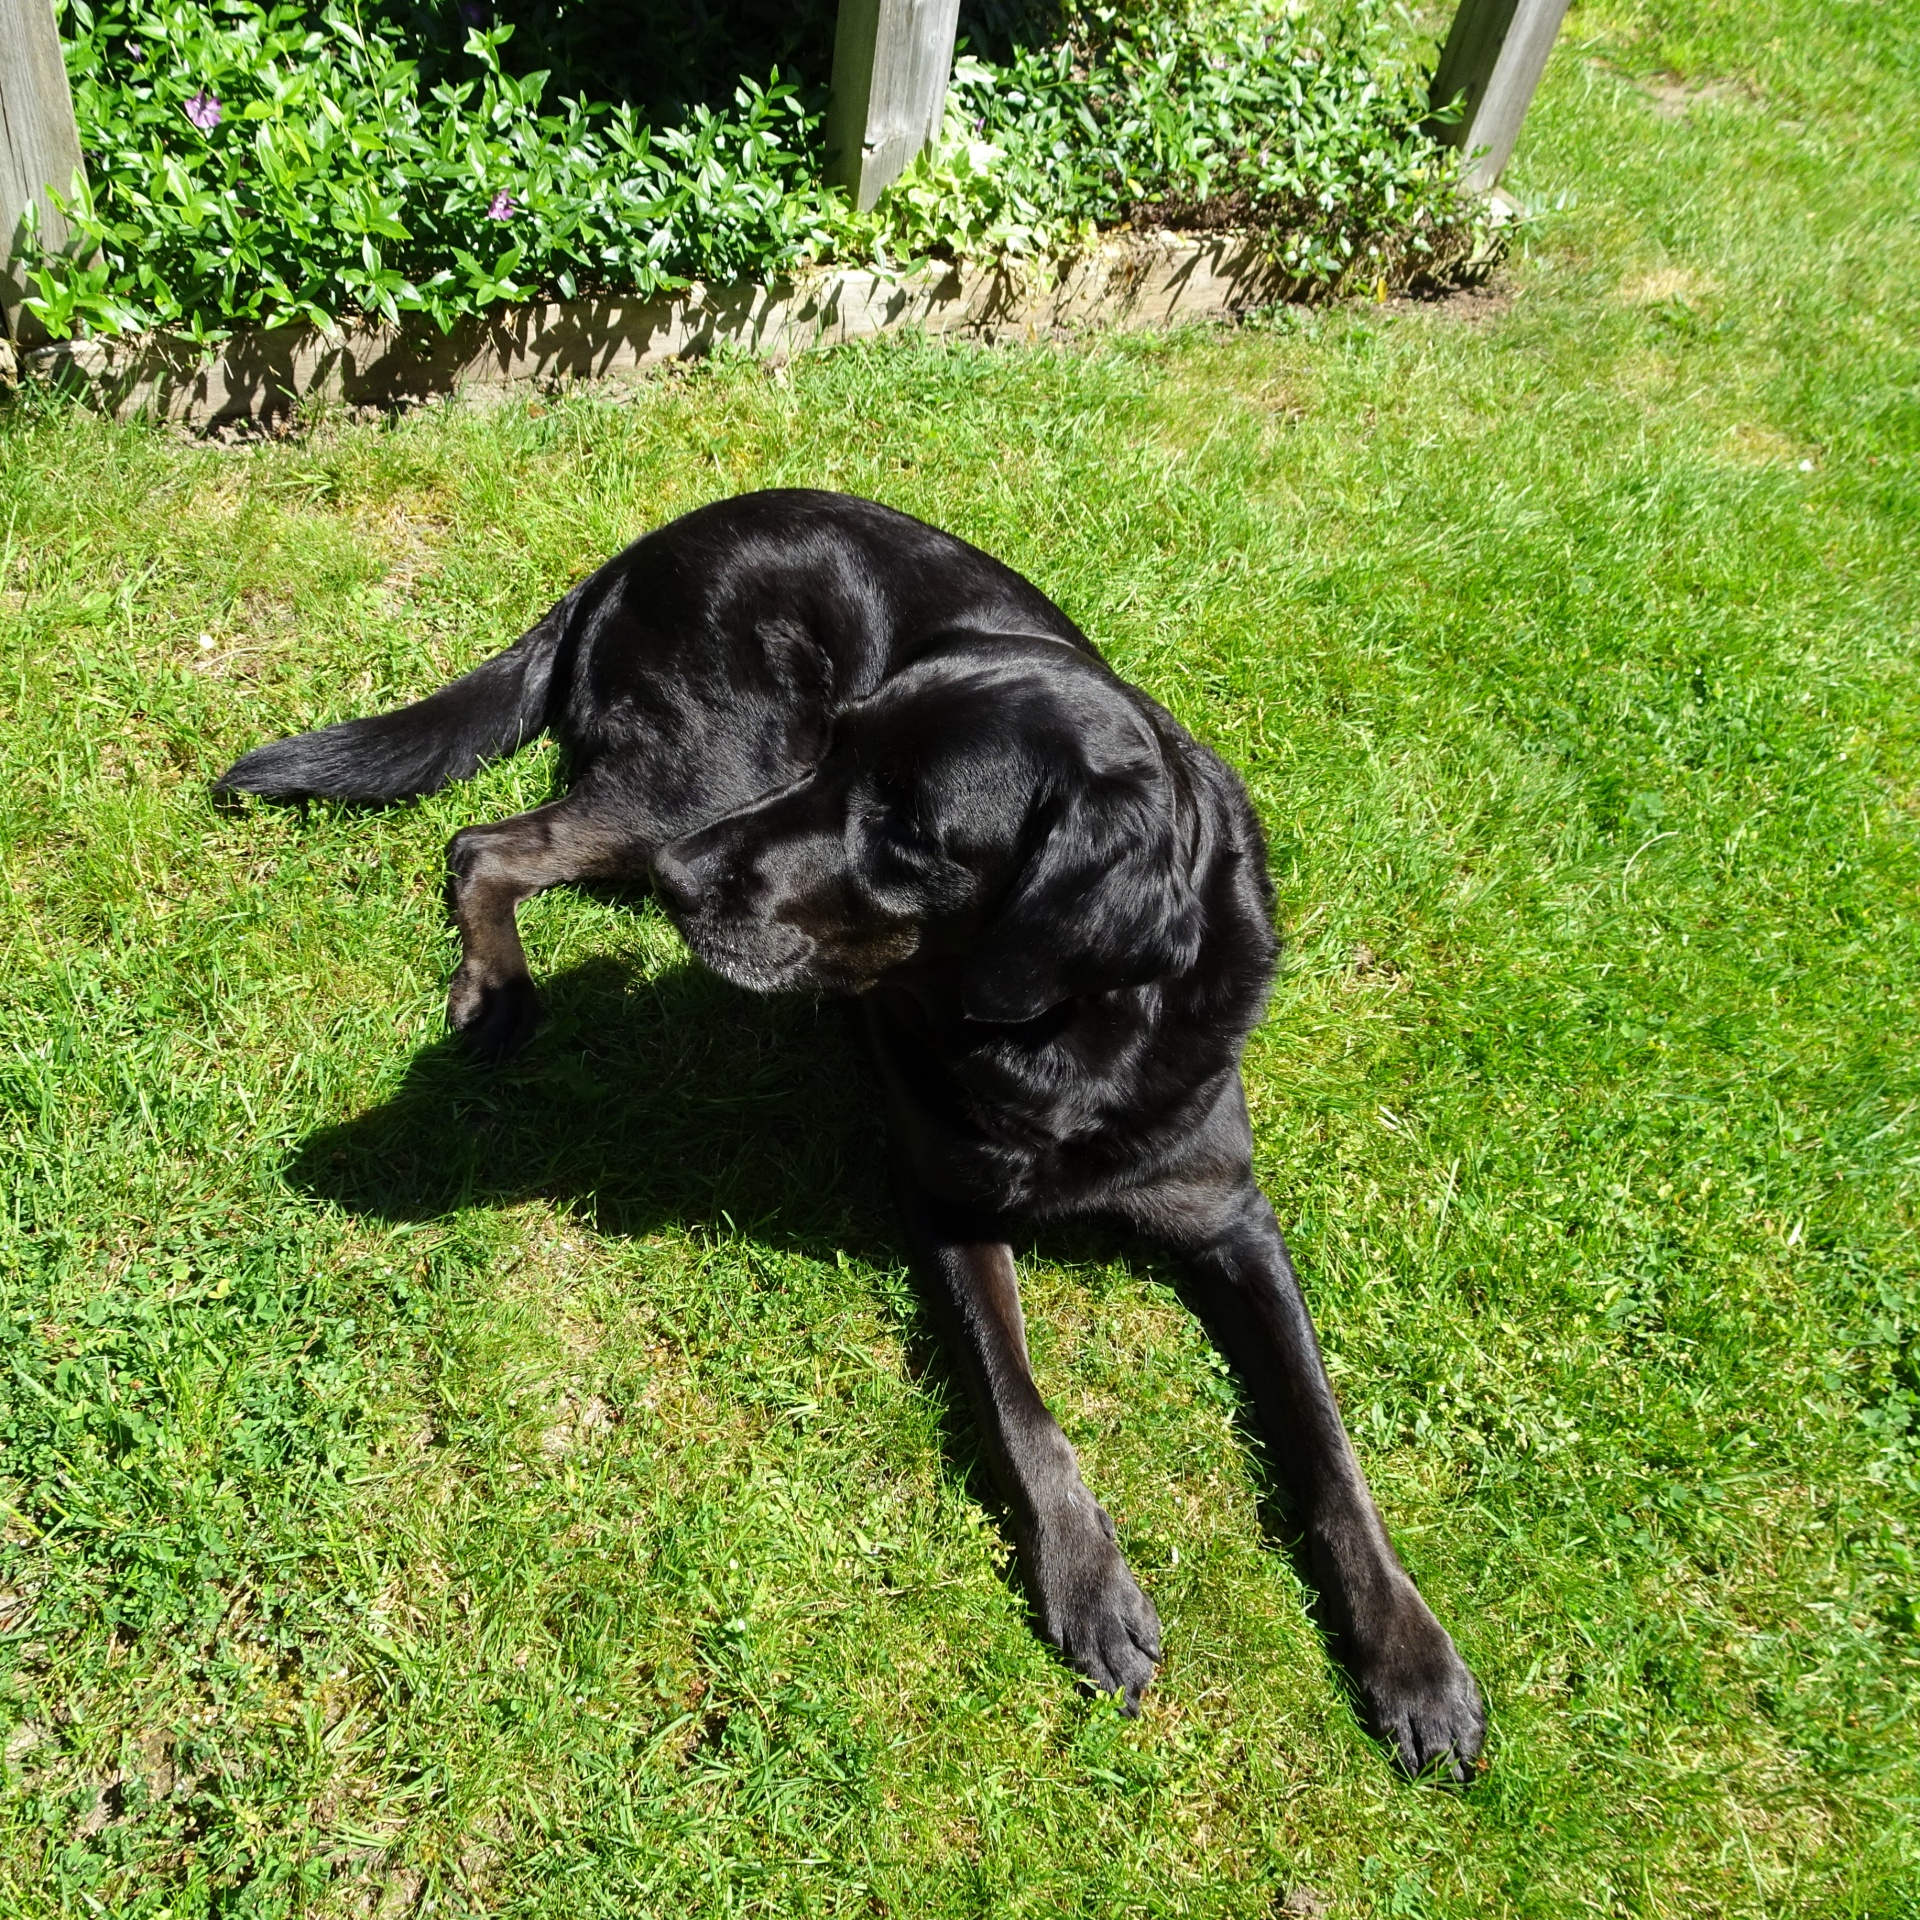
[213,595,573,803]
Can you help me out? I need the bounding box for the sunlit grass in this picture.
[1,0,1916,1910]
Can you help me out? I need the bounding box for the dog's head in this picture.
[650,637,1202,1020]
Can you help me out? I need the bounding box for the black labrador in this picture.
[217,489,1485,1781]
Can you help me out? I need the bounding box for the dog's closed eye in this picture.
[853,769,933,849]
[863,766,917,816]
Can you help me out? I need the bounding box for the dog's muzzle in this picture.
[651,844,817,992]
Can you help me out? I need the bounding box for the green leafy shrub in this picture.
[26,0,841,341]
[21,0,1471,343]
[936,3,1475,285]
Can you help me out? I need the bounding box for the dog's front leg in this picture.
[896,1181,1162,1710]
[445,795,651,1061]
[1150,1171,1486,1781]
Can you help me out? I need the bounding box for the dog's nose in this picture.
[651,846,704,914]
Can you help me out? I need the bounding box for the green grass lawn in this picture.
[3,0,1918,1911]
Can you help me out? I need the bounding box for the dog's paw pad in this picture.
[1037,1515,1162,1712]
[448,972,539,1062]
[1357,1618,1485,1785]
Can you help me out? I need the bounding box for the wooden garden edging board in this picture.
[10,231,1307,428]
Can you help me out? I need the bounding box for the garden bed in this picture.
[12,227,1430,425]
[14,0,1481,365]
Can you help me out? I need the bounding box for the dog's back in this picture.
[217,491,1099,812]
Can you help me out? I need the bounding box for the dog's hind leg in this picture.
[445,794,654,1060]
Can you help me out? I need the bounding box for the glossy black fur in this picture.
[217,489,1485,1780]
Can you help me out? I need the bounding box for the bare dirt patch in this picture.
[1721,423,1809,467]
[1619,264,1718,307]
[540,1390,621,1458]
[1629,66,1764,118]
[1386,278,1514,326]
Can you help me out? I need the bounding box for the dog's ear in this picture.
[961,768,1201,1024]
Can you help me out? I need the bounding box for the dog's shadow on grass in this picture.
[289,951,898,1265]
[289,946,1081,1639]
[288,944,1349,1722]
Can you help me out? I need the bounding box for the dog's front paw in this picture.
[1352,1598,1485,1784]
[1031,1496,1162,1713]
[448,966,539,1062]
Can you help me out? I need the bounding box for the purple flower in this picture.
[458,0,489,24]
[486,190,515,221]
[183,89,222,132]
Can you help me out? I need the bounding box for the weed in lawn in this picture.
[1,0,1918,1910]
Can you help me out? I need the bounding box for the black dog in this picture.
[217,489,1484,1780]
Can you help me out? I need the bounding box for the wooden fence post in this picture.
[826,0,963,212]
[1,0,87,343]
[1429,0,1570,193]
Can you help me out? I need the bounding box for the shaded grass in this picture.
[1,0,1918,1910]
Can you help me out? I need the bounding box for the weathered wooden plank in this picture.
[1429,0,1570,192]
[0,0,88,342]
[19,233,1308,426]
[825,0,963,211]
